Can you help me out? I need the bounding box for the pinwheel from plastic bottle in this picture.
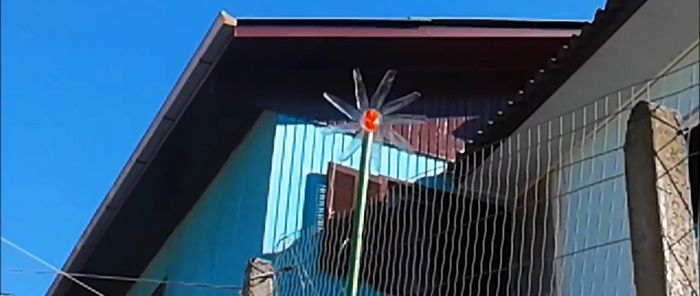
[322,69,428,169]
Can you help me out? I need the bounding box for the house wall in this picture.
[478,0,700,200]
[552,42,698,296]
[125,111,278,296]
[263,114,449,295]
[511,177,557,296]
[126,111,452,296]
[263,115,447,253]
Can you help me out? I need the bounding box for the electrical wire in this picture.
[1,237,105,296]
[2,268,243,292]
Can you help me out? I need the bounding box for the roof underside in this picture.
[48,16,584,296]
[452,0,648,178]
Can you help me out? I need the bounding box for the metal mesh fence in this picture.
[269,61,699,296]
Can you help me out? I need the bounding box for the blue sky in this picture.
[1,0,605,295]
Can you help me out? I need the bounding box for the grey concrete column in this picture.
[624,101,698,296]
[242,258,274,296]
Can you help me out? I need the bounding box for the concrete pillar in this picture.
[624,101,698,296]
[242,258,275,296]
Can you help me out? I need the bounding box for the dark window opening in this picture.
[317,163,513,295]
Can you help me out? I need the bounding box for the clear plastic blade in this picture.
[352,68,369,111]
[323,92,362,120]
[338,131,365,161]
[380,91,421,115]
[382,114,429,126]
[320,121,361,136]
[370,70,397,109]
[385,129,416,154]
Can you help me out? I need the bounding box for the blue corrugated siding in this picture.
[263,115,447,253]
[127,111,451,296]
[264,115,450,296]
[126,111,278,296]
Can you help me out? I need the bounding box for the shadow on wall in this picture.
[274,171,514,296]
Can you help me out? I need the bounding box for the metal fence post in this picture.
[624,101,698,296]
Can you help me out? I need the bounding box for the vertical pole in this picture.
[624,101,698,296]
[345,131,374,296]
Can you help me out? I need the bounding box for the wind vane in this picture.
[322,69,429,169]
[322,68,427,296]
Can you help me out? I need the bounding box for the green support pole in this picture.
[345,131,374,296]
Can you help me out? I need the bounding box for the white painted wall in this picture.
[551,44,698,296]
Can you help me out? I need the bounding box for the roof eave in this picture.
[48,12,585,295]
[450,0,649,181]
[232,25,580,38]
[229,17,584,38]
[46,11,238,296]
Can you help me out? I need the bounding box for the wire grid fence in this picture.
[268,61,699,296]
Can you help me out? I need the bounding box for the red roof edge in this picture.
[233,26,581,38]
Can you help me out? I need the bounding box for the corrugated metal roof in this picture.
[452,0,648,180]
